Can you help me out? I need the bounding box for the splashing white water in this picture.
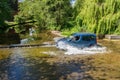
[20,38,34,44]
[64,45,107,55]
[55,37,107,55]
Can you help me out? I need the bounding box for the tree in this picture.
[8,0,18,11]
[50,0,73,30]
[0,0,12,33]
[14,0,73,33]
[73,0,84,19]
[75,0,120,34]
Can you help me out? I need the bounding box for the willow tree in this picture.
[73,0,84,18]
[76,0,120,34]
[73,0,85,32]
[14,0,73,33]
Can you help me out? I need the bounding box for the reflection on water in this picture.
[0,46,64,80]
[7,49,26,80]
[8,58,26,80]
[0,46,91,80]
[0,31,110,80]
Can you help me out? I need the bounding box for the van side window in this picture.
[82,35,95,41]
[90,36,95,40]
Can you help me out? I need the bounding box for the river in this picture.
[0,31,108,80]
[0,47,93,80]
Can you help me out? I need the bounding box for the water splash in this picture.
[64,45,107,55]
[20,38,34,44]
[55,37,107,55]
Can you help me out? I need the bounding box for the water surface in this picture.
[0,32,108,80]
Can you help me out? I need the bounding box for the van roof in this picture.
[72,33,96,36]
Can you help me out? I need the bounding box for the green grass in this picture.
[20,47,55,58]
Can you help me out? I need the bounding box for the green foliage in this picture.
[73,0,84,19]
[14,0,73,33]
[75,0,120,35]
[14,0,120,35]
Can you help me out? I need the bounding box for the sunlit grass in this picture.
[21,47,55,58]
[0,49,11,60]
[0,47,58,60]
[21,47,59,58]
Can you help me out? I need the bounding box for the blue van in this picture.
[56,33,97,49]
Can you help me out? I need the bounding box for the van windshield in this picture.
[70,36,80,41]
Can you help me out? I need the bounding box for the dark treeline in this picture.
[0,0,18,33]
[0,0,12,33]
[1,0,120,35]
